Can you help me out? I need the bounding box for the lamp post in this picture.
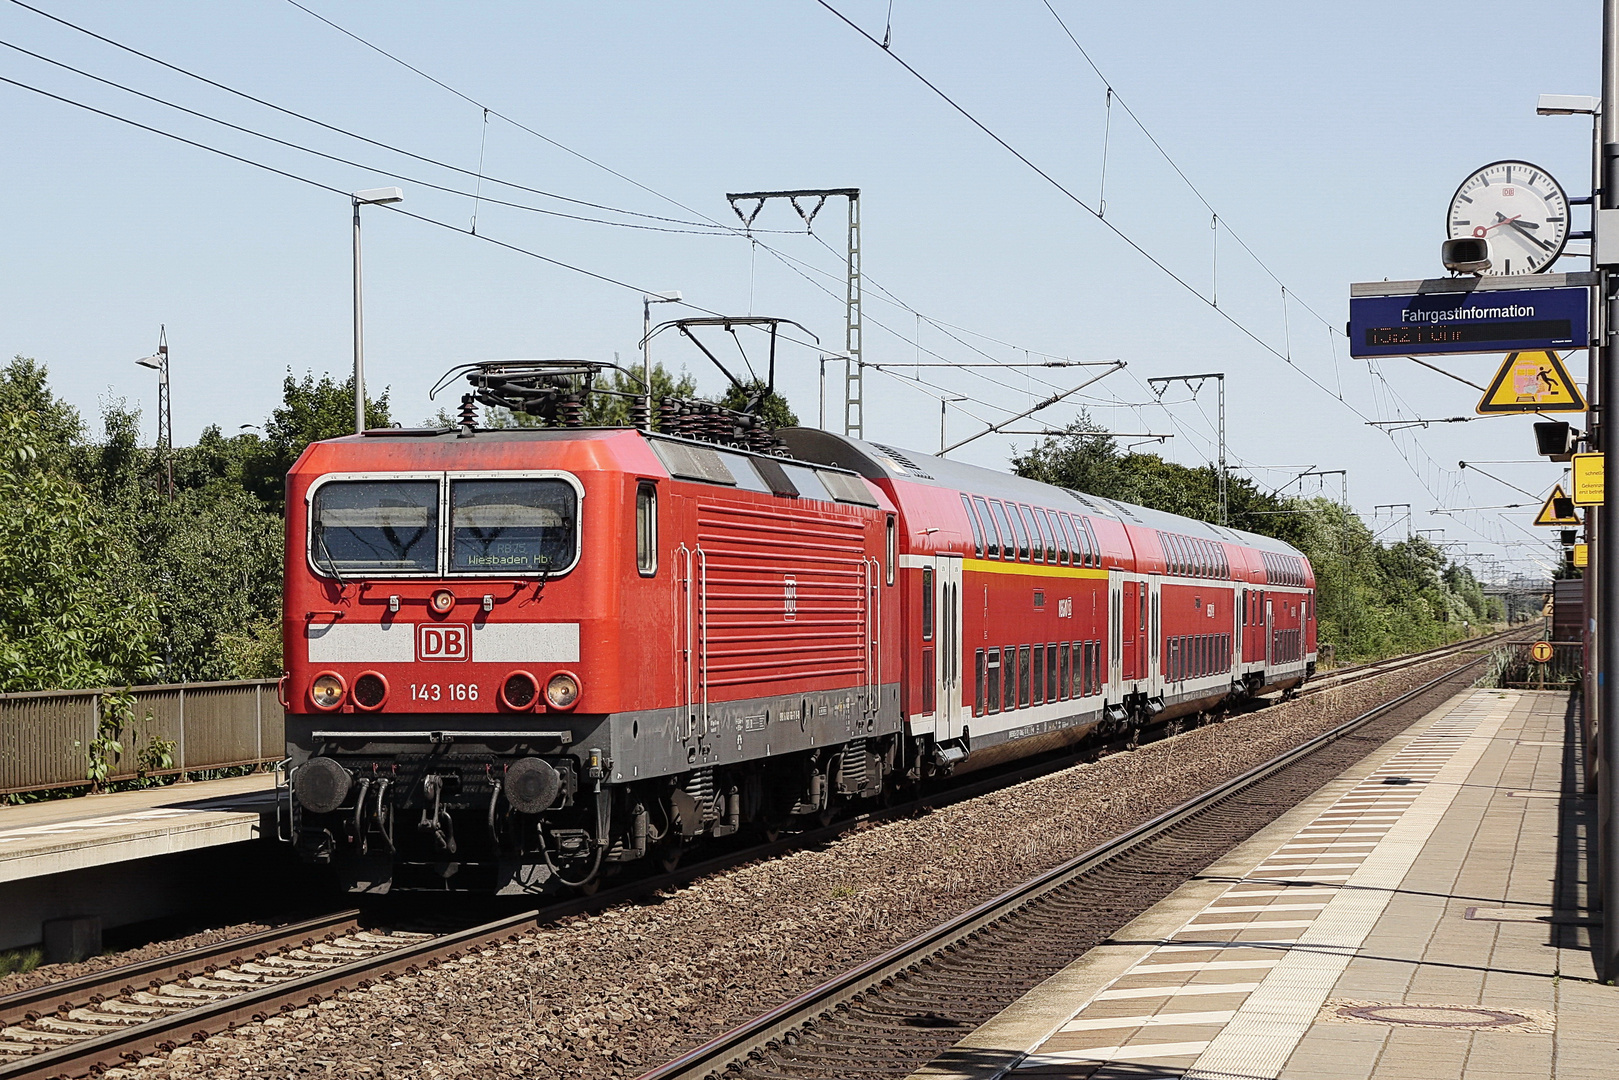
[351,186,404,435]
[134,326,172,499]
[642,291,682,427]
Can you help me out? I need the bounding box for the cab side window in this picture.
[636,482,657,575]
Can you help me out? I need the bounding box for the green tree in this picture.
[0,360,162,692]
[713,378,799,429]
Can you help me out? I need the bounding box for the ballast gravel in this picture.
[108,655,1486,1079]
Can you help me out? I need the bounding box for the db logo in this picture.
[416,623,471,662]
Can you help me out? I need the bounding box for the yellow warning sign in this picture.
[1533,484,1581,526]
[1530,640,1555,662]
[1574,543,1589,568]
[1476,351,1586,414]
[1573,452,1604,506]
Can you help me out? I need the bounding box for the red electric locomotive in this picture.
[280,361,1315,894]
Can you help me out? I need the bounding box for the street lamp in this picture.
[641,291,682,427]
[135,325,172,498]
[352,186,404,435]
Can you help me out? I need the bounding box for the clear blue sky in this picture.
[0,0,1600,579]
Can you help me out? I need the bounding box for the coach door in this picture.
[935,556,964,741]
[1107,568,1124,700]
[1148,574,1162,701]
[1264,594,1275,669]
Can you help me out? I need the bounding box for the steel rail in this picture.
[0,634,1510,1079]
[632,650,1497,1080]
[0,911,364,1027]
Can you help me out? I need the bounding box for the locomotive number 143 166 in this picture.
[410,683,480,702]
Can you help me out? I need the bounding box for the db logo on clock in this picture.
[417,623,470,662]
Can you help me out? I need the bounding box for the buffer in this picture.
[1476,351,1586,413]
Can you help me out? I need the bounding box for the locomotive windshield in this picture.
[311,480,438,573]
[450,479,577,573]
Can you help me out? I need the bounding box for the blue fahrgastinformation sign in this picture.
[1349,277,1591,359]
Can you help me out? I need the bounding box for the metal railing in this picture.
[0,679,283,796]
[1494,640,1585,690]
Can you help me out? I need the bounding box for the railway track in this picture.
[0,631,1517,1080]
[1300,625,1524,696]
[633,649,1503,1080]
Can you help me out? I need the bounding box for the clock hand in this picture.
[1504,218,1553,251]
[1473,213,1523,238]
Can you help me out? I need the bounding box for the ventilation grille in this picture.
[869,442,935,480]
[651,439,736,485]
[1104,499,1142,522]
[818,470,878,506]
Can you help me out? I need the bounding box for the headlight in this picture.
[501,671,538,710]
[430,589,456,614]
[545,671,580,710]
[310,672,346,710]
[353,671,388,710]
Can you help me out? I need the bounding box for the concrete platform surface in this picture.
[911,688,1613,1080]
[0,773,276,883]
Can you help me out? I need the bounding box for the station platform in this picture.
[0,773,276,884]
[912,687,1612,1080]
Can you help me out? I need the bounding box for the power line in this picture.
[3,0,753,232]
[0,70,741,308]
[0,36,768,236]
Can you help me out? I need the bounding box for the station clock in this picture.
[1447,160,1570,276]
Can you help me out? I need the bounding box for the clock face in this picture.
[1447,160,1570,276]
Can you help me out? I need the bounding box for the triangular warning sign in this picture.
[1477,351,1586,414]
[1534,484,1581,526]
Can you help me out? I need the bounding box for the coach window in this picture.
[1003,645,1018,712]
[312,479,439,574]
[449,478,579,574]
[974,496,999,558]
[986,648,1001,714]
[961,494,985,557]
[1033,508,1057,563]
[1074,517,1092,567]
[922,567,935,641]
[1032,646,1045,705]
[975,649,986,716]
[636,482,658,575]
[886,515,897,585]
[1059,644,1071,700]
[1018,645,1031,707]
[1008,505,1032,561]
[989,501,1015,560]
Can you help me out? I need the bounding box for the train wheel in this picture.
[1123,726,1141,751]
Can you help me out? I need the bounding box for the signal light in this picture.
[1534,421,1575,461]
[501,671,539,711]
[1561,530,1578,545]
[310,672,346,711]
[353,671,388,711]
[545,671,581,710]
[430,589,456,614]
[1553,497,1577,520]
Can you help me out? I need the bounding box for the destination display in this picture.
[1348,284,1589,358]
